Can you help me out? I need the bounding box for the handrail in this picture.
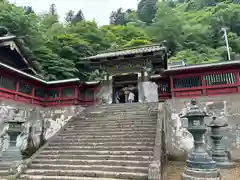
[148,103,164,180]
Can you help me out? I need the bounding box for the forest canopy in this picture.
[0,0,239,80]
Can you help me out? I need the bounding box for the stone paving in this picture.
[166,161,240,180]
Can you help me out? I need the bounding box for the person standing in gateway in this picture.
[128,91,135,103]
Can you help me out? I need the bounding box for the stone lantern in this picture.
[0,108,25,164]
[208,115,234,168]
[180,99,220,180]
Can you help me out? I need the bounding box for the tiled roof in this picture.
[168,60,187,69]
[0,61,100,85]
[165,60,240,72]
[0,35,16,43]
[85,44,166,60]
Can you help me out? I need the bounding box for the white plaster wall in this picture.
[140,82,159,102]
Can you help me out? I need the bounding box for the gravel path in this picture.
[166,161,240,180]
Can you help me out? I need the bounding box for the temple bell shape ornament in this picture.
[208,115,235,168]
[180,99,221,180]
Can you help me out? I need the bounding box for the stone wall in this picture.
[0,99,85,155]
[165,94,240,161]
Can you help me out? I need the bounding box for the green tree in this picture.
[137,0,157,24]
[0,0,240,82]
[65,10,75,23]
[23,6,35,14]
[110,8,128,25]
[147,2,183,54]
[72,10,85,24]
[49,3,57,15]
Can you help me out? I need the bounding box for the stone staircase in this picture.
[0,163,11,178]
[18,103,157,180]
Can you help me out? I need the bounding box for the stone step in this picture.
[74,121,156,125]
[69,120,156,125]
[40,150,153,156]
[31,159,150,167]
[85,109,154,117]
[36,154,153,161]
[59,131,156,136]
[86,112,154,117]
[95,105,156,110]
[86,114,156,118]
[29,163,148,173]
[19,175,130,180]
[23,169,148,180]
[55,134,156,139]
[0,163,11,170]
[44,145,153,151]
[0,170,9,176]
[52,137,155,143]
[62,128,156,133]
[72,116,156,120]
[67,124,156,129]
[86,113,156,117]
[48,141,154,147]
[71,118,156,122]
[95,103,155,108]
[68,121,156,127]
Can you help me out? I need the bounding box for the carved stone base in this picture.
[0,146,22,163]
[216,161,236,169]
[181,168,221,180]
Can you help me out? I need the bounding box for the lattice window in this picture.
[78,87,85,97]
[204,72,236,86]
[35,87,45,98]
[158,82,171,94]
[173,76,202,88]
[18,82,32,94]
[46,89,59,98]
[62,87,75,97]
[85,89,94,100]
[0,75,16,91]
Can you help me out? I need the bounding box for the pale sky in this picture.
[9,0,140,25]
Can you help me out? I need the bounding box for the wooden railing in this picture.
[0,69,99,107]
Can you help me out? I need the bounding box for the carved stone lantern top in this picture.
[208,116,228,128]
[179,98,208,118]
[5,108,25,123]
[4,108,25,134]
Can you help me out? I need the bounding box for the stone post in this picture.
[137,72,143,103]
[108,75,113,104]
[180,99,221,180]
[208,116,235,168]
[143,71,149,82]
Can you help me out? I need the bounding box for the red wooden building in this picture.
[0,35,239,107]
